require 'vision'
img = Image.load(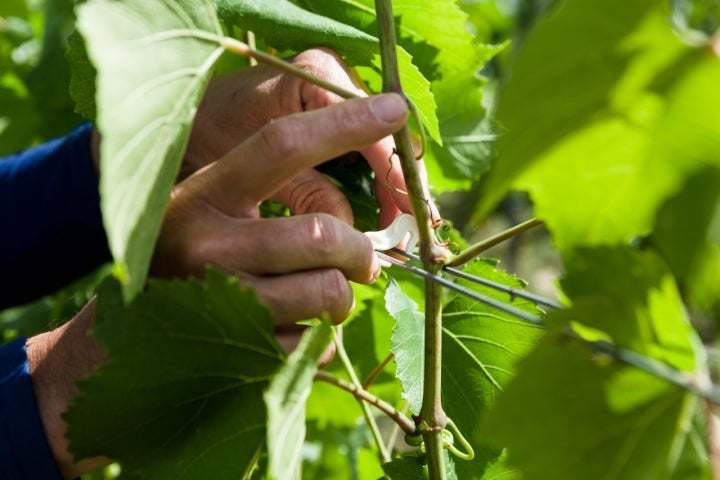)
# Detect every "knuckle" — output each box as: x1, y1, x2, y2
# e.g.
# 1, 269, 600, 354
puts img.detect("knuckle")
295, 47, 344, 70
257, 119, 300, 161
306, 213, 341, 256
319, 269, 352, 323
